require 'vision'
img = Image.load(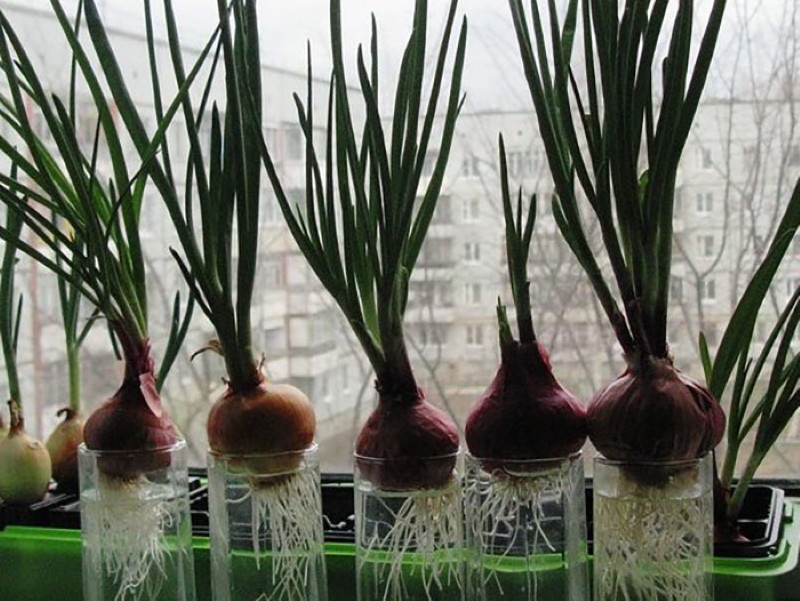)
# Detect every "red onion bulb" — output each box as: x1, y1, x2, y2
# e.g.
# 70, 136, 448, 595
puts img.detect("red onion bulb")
466, 341, 586, 466
588, 358, 725, 463
356, 390, 459, 491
